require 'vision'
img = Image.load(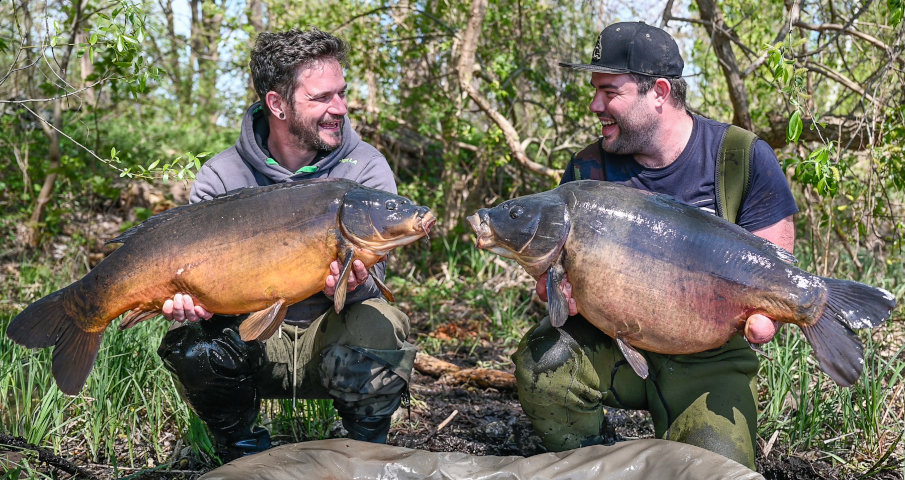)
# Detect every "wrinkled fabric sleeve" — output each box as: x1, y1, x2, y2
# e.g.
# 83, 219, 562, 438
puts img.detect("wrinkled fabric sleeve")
736, 140, 799, 232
